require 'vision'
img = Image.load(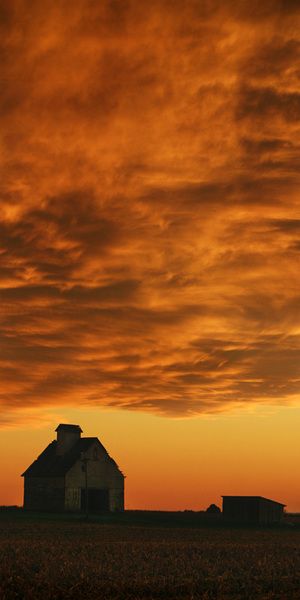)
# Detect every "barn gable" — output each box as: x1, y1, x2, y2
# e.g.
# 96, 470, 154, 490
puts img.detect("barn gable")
22, 437, 122, 478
